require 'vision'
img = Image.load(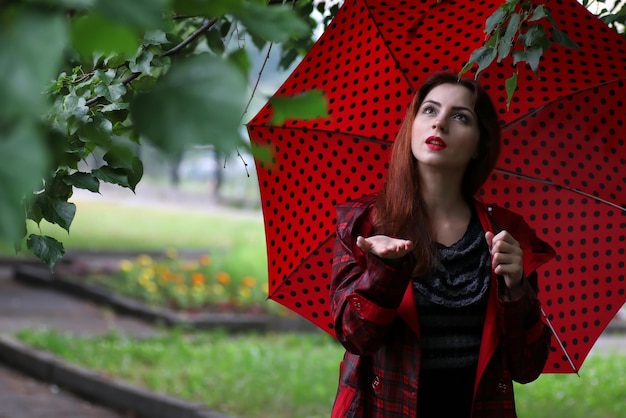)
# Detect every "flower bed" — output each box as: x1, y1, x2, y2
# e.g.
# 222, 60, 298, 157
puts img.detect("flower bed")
58, 249, 289, 318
